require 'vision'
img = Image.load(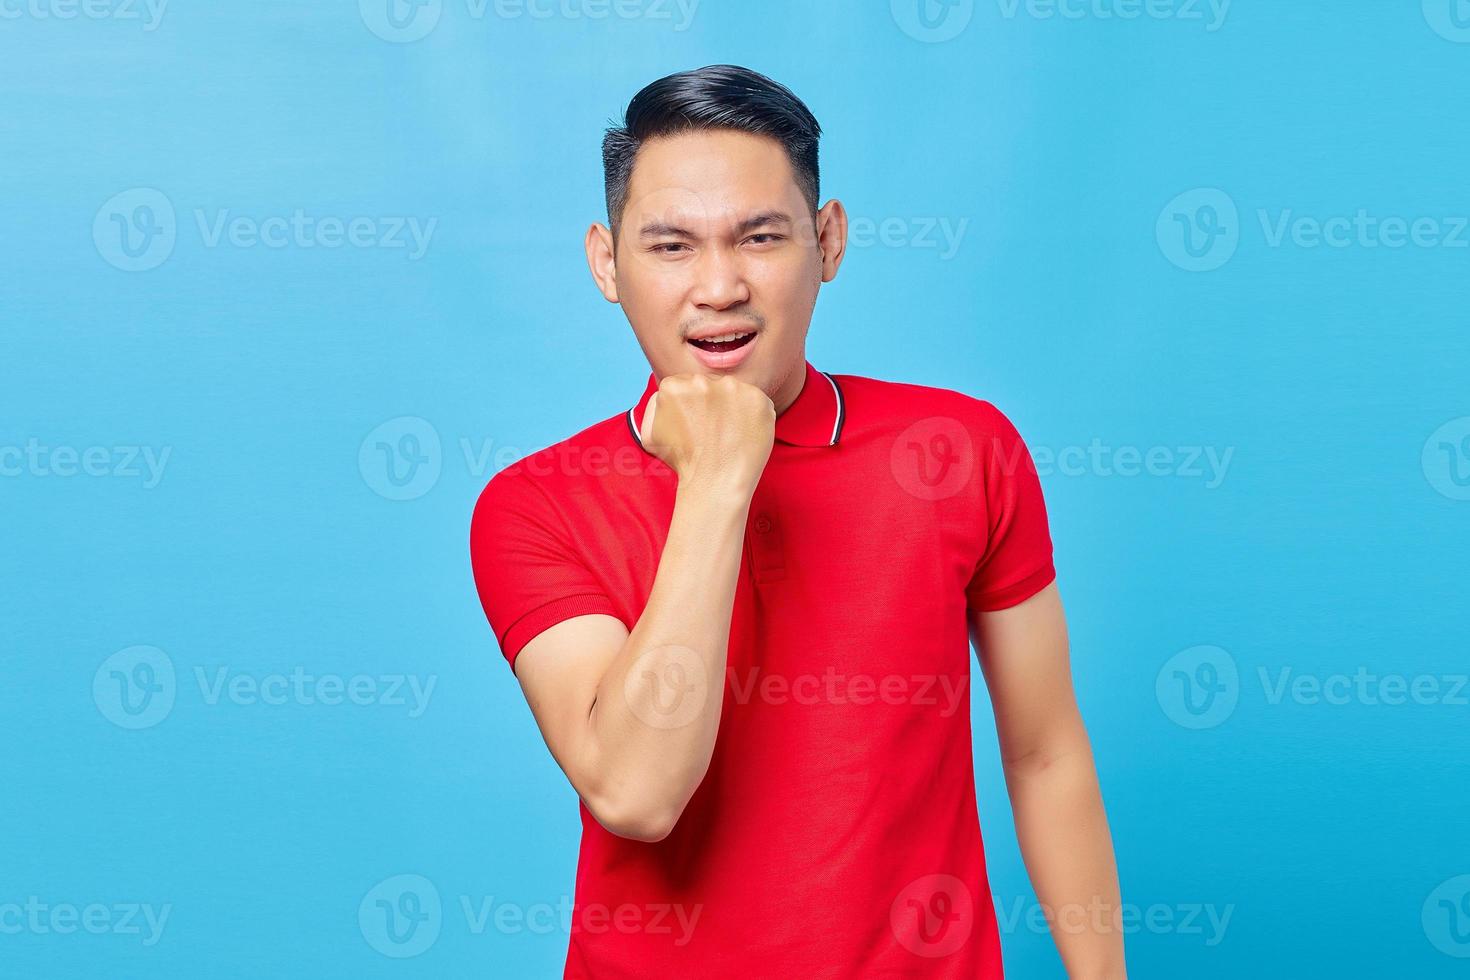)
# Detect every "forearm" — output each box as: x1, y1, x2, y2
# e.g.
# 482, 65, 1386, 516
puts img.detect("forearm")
1005, 735, 1126, 980
582, 481, 751, 836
